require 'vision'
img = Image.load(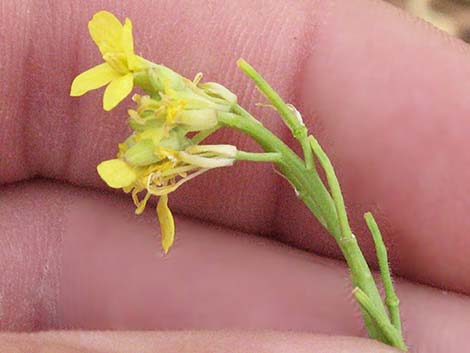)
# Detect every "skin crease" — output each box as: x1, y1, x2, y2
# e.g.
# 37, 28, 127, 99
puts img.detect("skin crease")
0, 0, 470, 352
